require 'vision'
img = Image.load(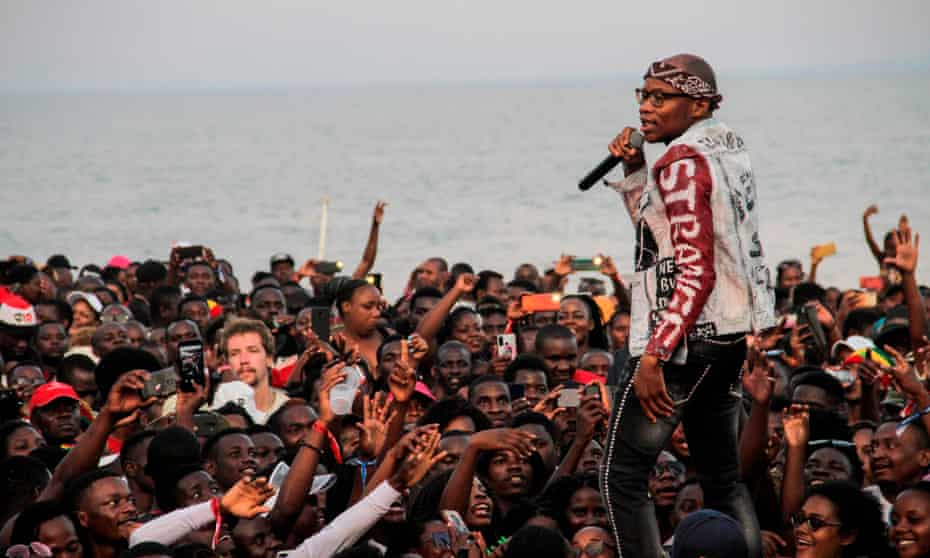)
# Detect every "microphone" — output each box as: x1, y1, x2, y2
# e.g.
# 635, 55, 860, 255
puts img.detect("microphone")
578, 130, 644, 191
